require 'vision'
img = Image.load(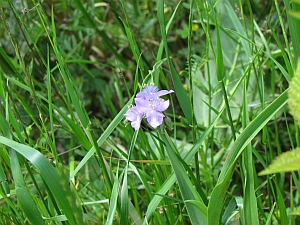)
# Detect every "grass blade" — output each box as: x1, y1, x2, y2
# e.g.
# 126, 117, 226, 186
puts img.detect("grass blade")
10, 149, 45, 225
157, 0, 193, 124
208, 89, 288, 224
161, 132, 207, 225
0, 136, 85, 225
